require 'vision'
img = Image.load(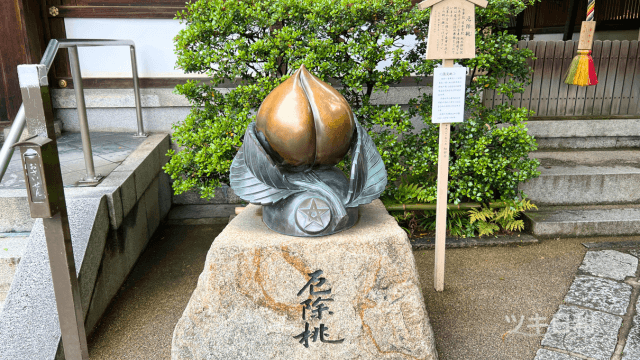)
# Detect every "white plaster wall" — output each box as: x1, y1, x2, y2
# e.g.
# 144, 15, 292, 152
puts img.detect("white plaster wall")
63, 18, 207, 78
